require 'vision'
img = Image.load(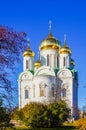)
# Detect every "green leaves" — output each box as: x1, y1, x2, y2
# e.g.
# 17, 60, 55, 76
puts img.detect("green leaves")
0, 103, 11, 126
21, 102, 48, 128
14, 101, 69, 128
